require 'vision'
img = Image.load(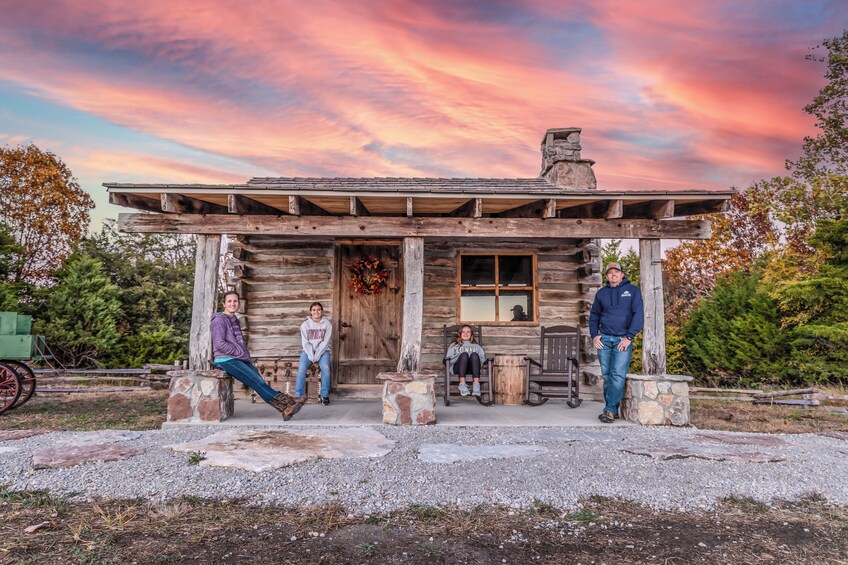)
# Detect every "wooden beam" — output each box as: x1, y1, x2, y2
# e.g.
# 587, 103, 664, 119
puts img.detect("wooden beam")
397, 237, 423, 372
496, 199, 548, 218
673, 199, 730, 217
350, 197, 370, 216
118, 213, 713, 239
228, 194, 284, 215
288, 195, 329, 216
189, 235, 221, 370
639, 239, 666, 375
622, 200, 677, 219
604, 199, 623, 219
448, 198, 483, 218
543, 199, 557, 219
109, 192, 162, 213
161, 193, 228, 214
649, 200, 675, 219
406, 197, 413, 217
